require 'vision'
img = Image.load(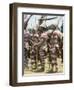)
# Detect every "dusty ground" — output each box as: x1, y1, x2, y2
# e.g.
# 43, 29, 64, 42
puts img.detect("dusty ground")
24, 57, 63, 76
